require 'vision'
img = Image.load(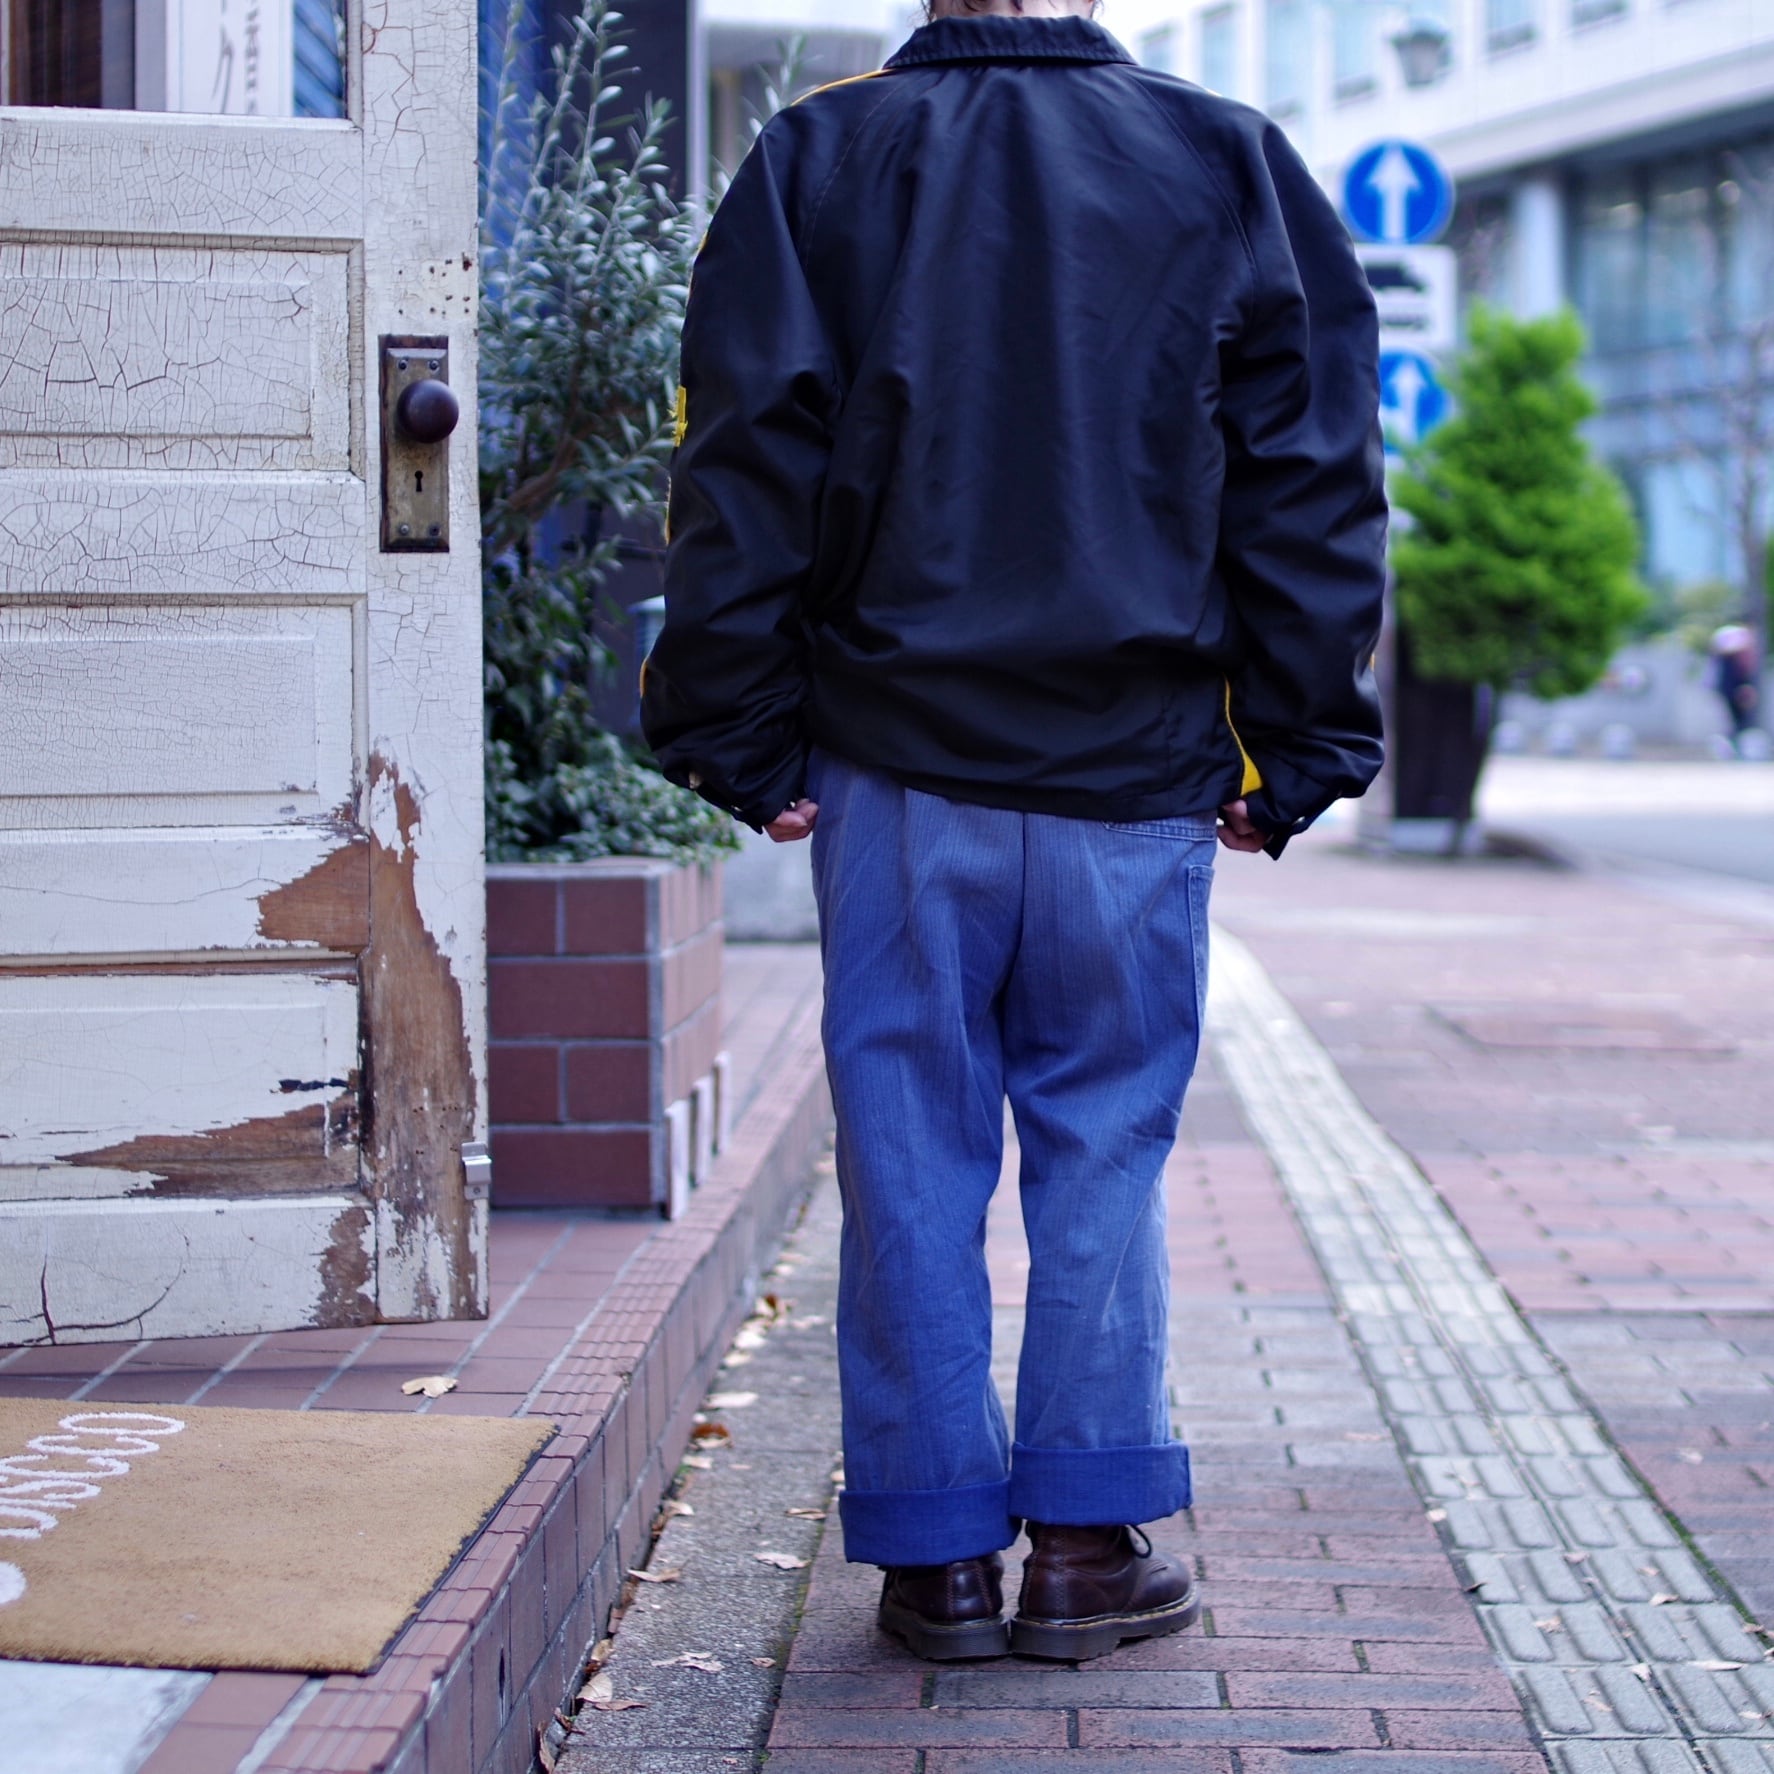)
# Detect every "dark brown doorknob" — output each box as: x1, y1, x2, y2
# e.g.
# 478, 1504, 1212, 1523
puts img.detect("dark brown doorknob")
396, 378, 460, 444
